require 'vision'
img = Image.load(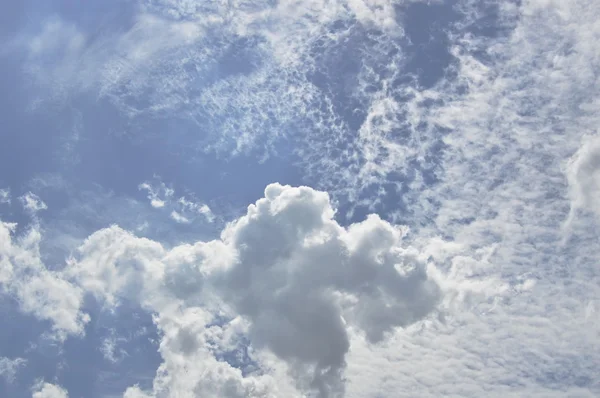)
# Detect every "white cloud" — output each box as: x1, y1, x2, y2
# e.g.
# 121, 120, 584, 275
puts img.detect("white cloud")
214, 184, 440, 395
2, 175, 599, 397
178, 197, 215, 223
27, 18, 85, 57
67, 225, 167, 308
12, 0, 412, 161
564, 134, 600, 227
0, 188, 10, 204
138, 181, 173, 209
64, 183, 440, 397
19, 192, 48, 214
169, 210, 190, 224
0, 221, 88, 338
100, 332, 129, 364
139, 0, 600, 395
123, 307, 288, 398
0, 357, 26, 383
31, 381, 69, 398
15, 13, 205, 111
330, 0, 600, 395
139, 178, 214, 224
